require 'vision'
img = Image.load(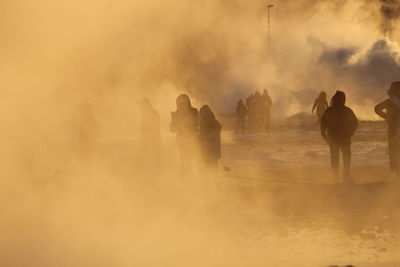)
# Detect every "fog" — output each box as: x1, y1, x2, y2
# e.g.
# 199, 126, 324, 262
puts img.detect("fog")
1, 0, 400, 266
